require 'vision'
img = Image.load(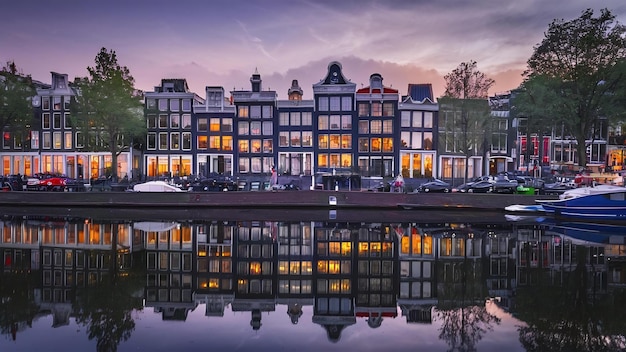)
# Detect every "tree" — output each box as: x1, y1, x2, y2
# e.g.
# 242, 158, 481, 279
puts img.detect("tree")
444, 61, 495, 100
0, 61, 35, 136
442, 61, 495, 182
511, 76, 563, 171
517, 8, 626, 168
72, 48, 145, 181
